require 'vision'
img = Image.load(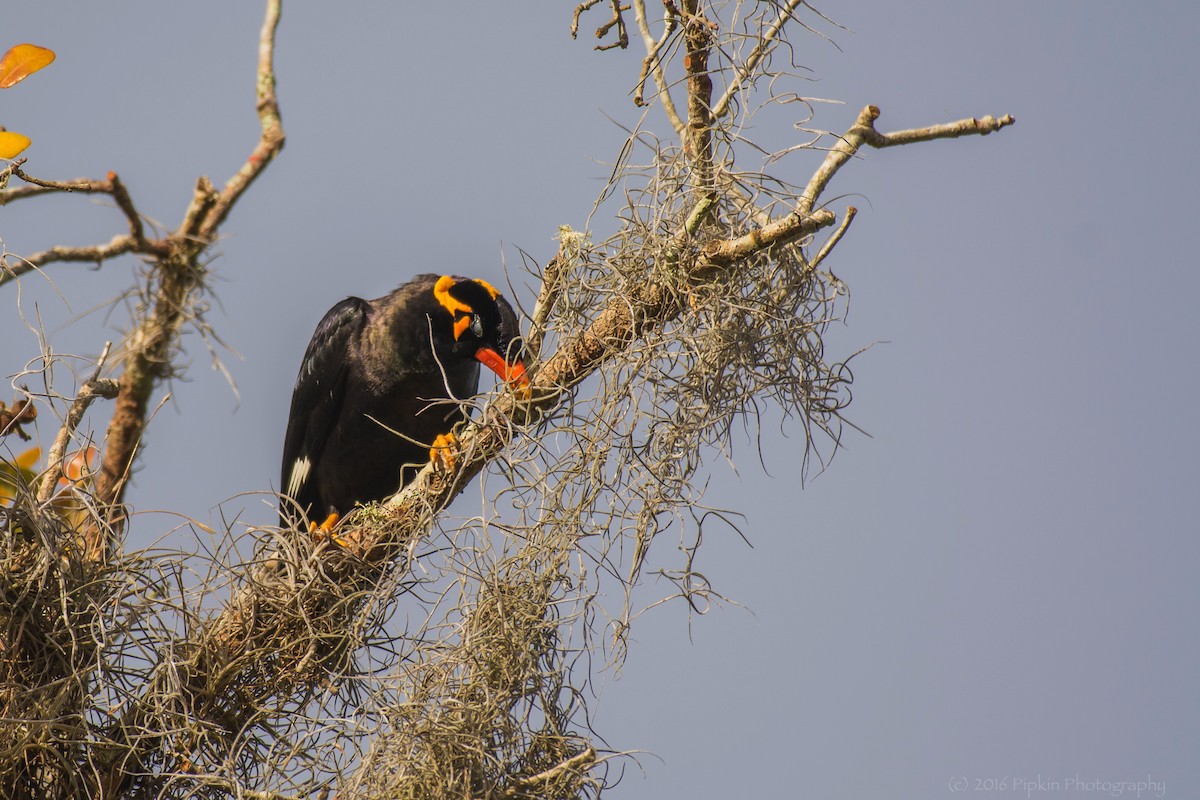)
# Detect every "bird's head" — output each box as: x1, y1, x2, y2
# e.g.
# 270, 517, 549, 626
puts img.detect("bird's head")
432, 275, 528, 387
